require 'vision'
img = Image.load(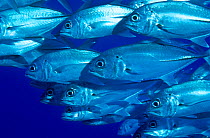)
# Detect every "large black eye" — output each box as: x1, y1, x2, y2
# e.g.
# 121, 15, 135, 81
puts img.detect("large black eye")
66, 107, 73, 113
149, 120, 157, 128
46, 88, 53, 96
134, 133, 141, 138
66, 89, 75, 97
152, 99, 161, 108
95, 59, 105, 68
65, 21, 72, 29
29, 64, 36, 72
131, 14, 140, 22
